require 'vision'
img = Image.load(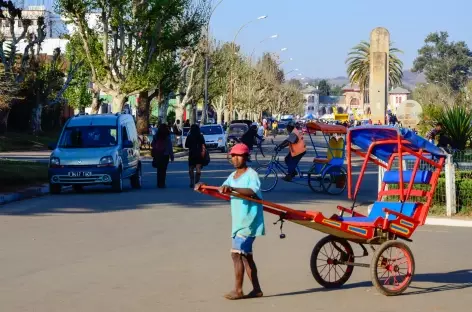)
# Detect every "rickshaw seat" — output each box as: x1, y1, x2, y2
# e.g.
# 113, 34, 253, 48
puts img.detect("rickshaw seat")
313, 157, 330, 164
383, 170, 432, 184
340, 201, 418, 223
